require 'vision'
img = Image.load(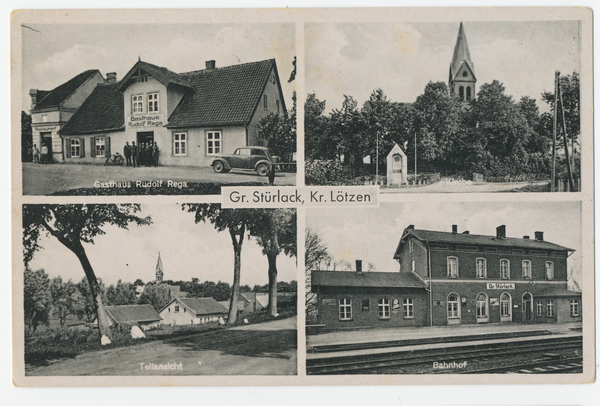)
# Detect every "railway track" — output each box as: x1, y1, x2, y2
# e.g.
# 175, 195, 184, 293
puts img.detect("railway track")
306, 335, 582, 375
459, 357, 583, 374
